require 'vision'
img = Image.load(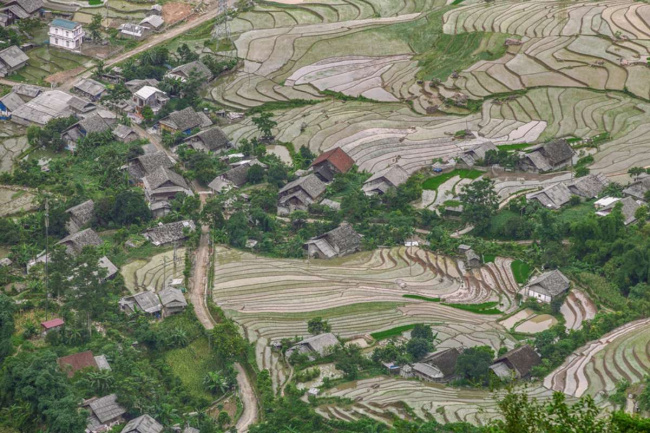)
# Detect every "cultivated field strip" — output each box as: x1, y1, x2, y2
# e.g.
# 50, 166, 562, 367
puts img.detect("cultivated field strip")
560, 289, 597, 331
121, 248, 186, 293
321, 377, 558, 424
543, 318, 650, 397
449, 35, 650, 100
443, 0, 650, 39
212, 247, 518, 389
222, 100, 544, 175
